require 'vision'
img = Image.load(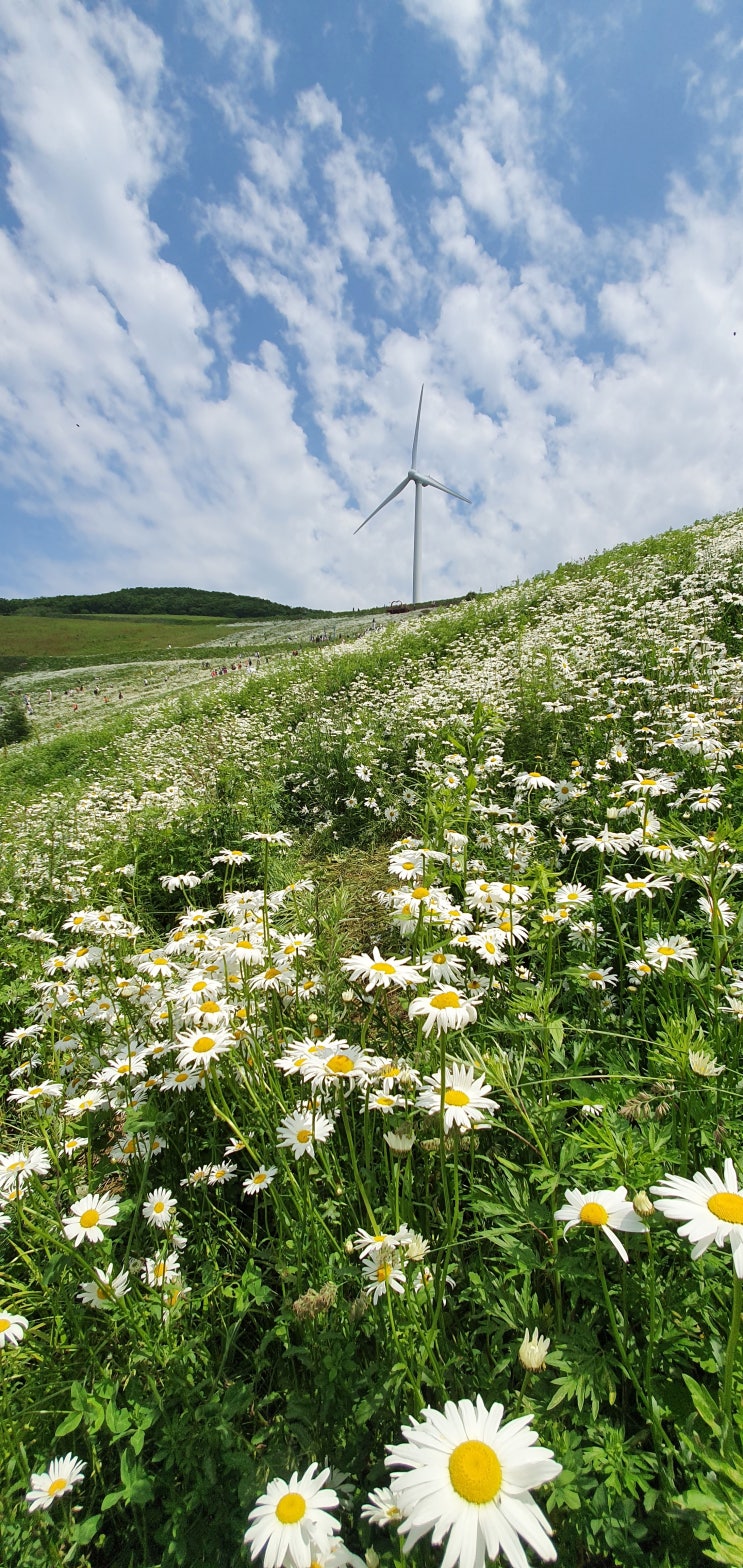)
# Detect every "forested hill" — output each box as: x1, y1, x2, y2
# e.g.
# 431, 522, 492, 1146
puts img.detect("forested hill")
0, 587, 320, 619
